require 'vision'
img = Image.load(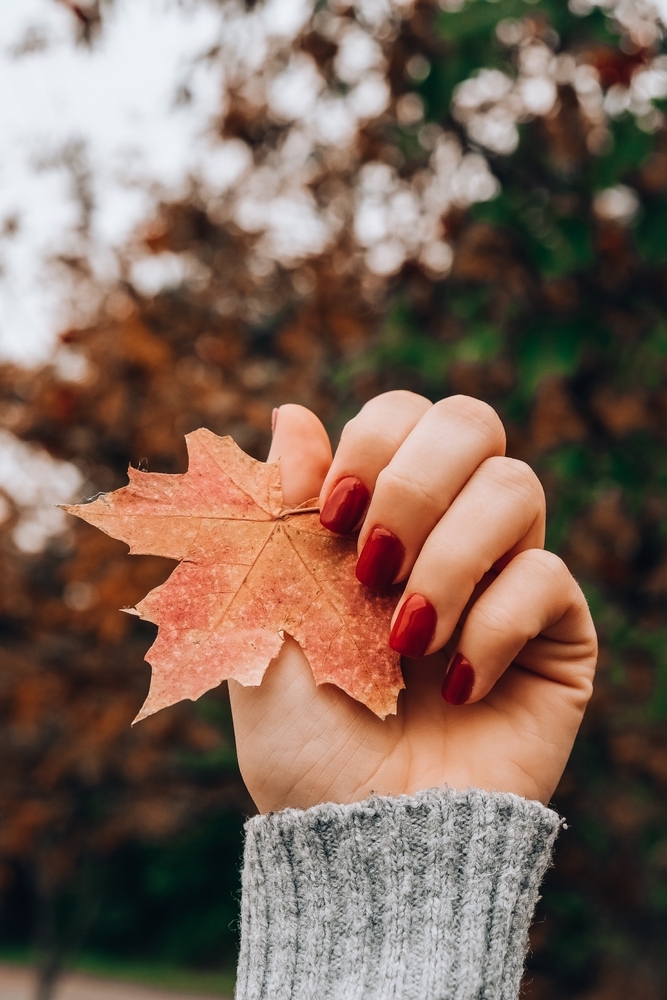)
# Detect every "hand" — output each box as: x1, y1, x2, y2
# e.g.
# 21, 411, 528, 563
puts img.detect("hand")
228, 393, 597, 812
